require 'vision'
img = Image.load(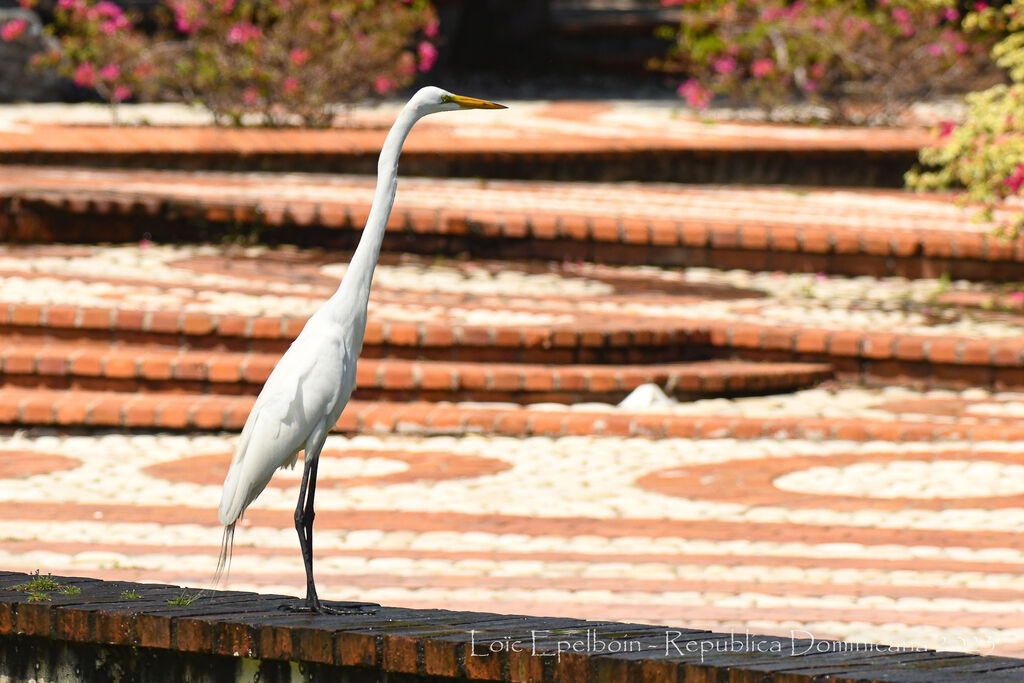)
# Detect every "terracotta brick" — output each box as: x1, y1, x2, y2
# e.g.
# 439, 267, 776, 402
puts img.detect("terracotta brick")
207, 357, 242, 382
3, 346, 36, 374
182, 313, 216, 336
960, 339, 993, 366
827, 331, 863, 357
45, 305, 78, 328
528, 413, 566, 436
250, 316, 284, 339
926, 338, 962, 364
76, 307, 112, 330
115, 308, 146, 331
89, 397, 125, 425
861, 333, 897, 360
139, 351, 175, 380
10, 304, 42, 326
214, 316, 255, 341
149, 310, 181, 334
102, 352, 137, 378
560, 214, 590, 240
420, 324, 454, 347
